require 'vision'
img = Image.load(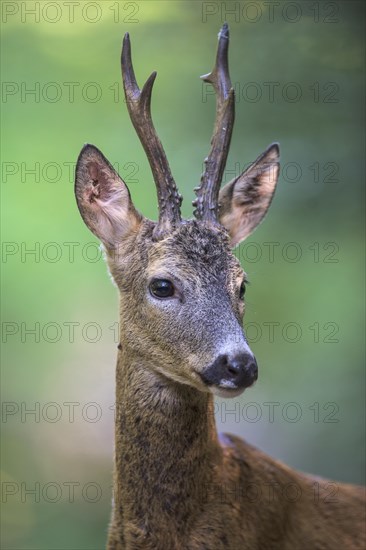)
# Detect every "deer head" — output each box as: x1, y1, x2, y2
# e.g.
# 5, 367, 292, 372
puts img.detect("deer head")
74, 24, 280, 398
